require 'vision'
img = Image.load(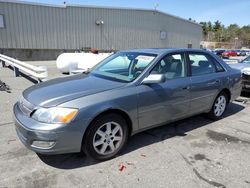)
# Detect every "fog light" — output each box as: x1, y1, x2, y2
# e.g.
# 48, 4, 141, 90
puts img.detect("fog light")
31, 140, 55, 149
